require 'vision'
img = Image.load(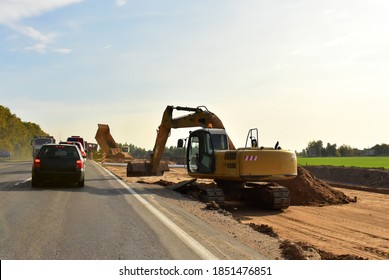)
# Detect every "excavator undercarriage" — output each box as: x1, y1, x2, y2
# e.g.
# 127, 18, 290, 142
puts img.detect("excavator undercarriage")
174, 180, 290, 210
244, 183, 290, 210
